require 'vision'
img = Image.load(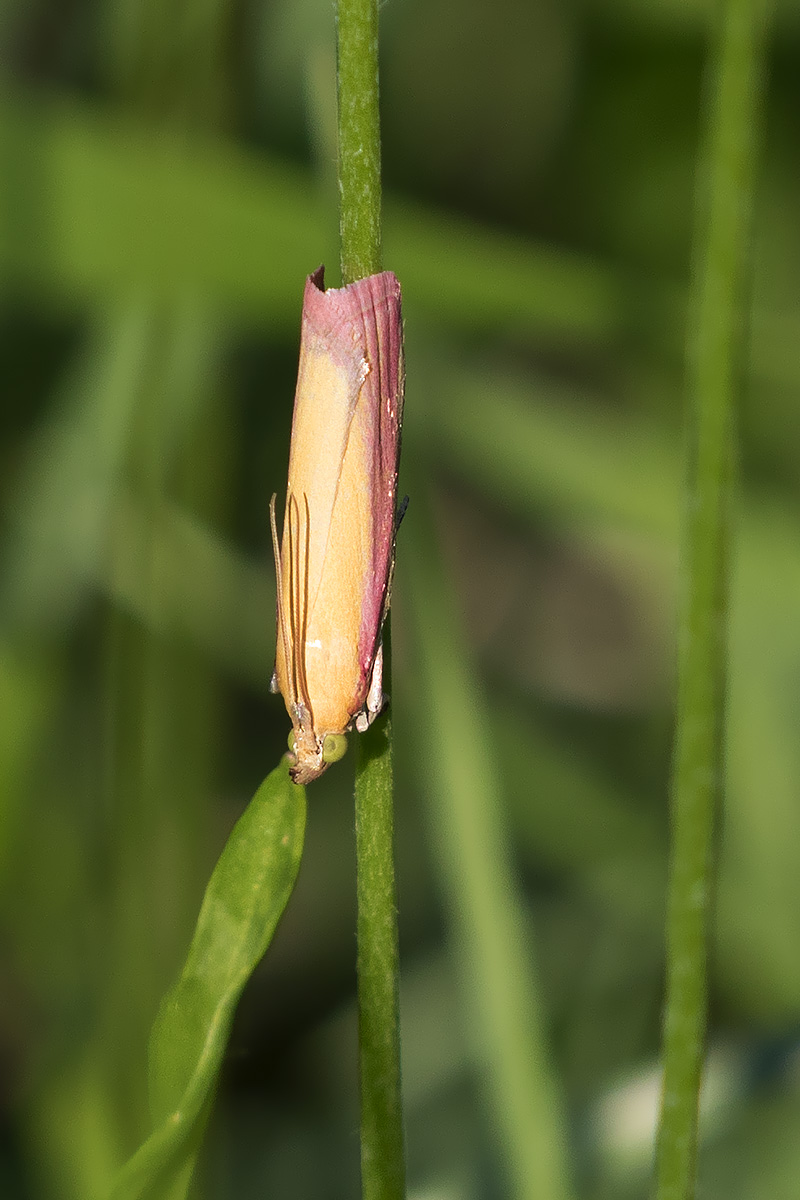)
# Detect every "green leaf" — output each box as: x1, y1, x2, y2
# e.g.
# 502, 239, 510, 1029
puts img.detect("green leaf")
108, 760, 306, 1200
